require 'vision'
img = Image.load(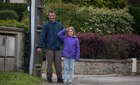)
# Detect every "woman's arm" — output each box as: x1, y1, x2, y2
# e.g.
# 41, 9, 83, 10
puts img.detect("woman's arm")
57, 29, 67, 40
